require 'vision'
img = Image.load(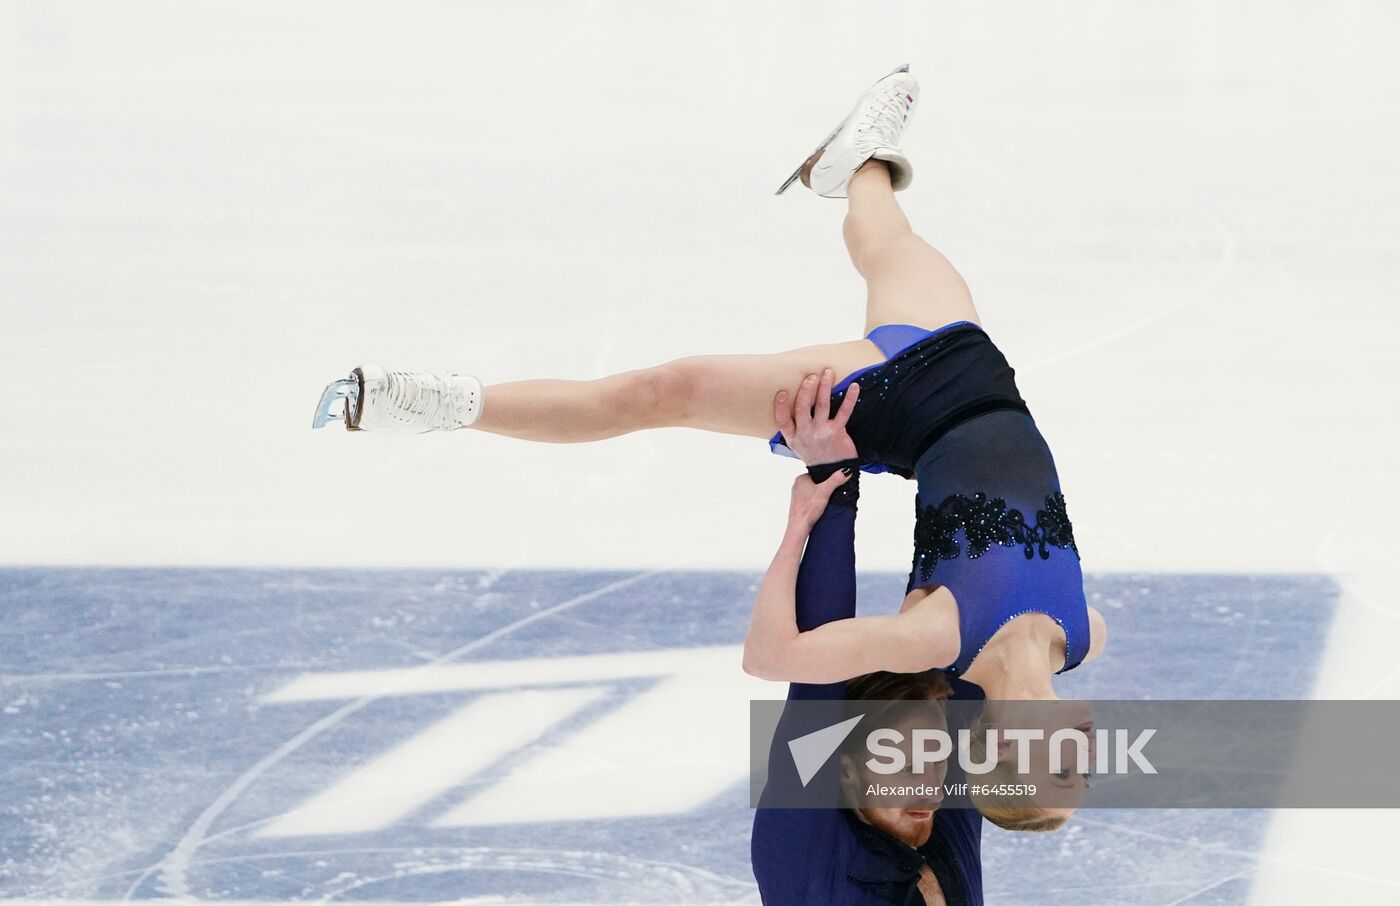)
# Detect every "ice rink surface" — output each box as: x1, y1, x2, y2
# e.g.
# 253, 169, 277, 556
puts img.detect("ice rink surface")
0, 568, 1340, 904
3, 1, 1400, 903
